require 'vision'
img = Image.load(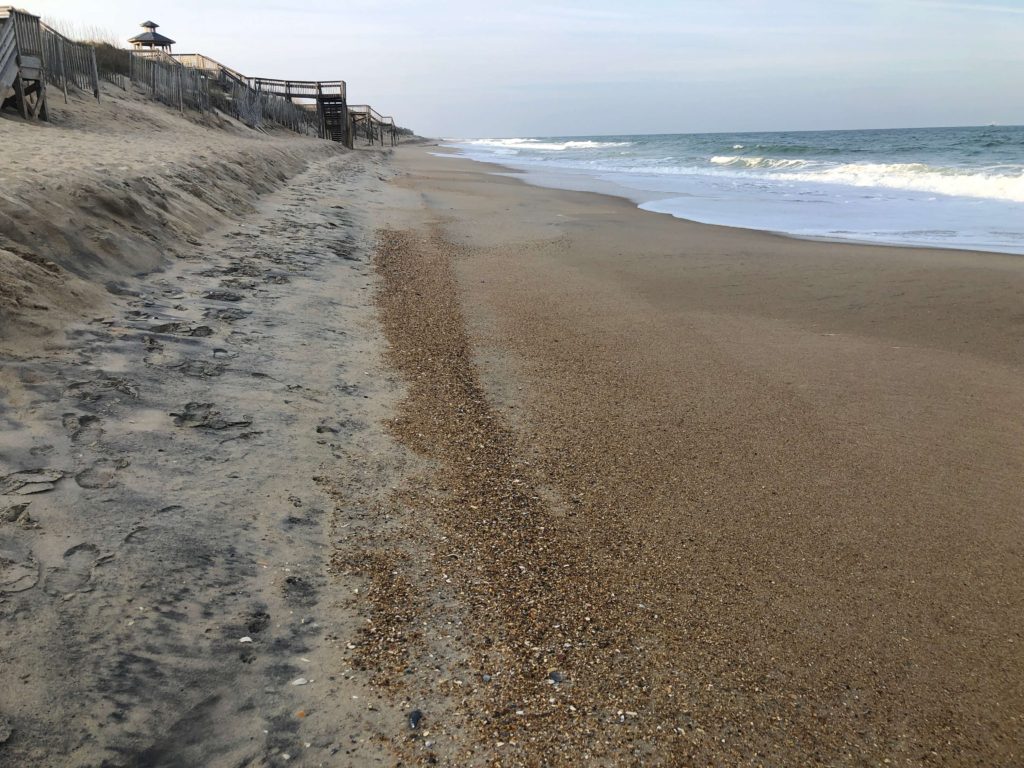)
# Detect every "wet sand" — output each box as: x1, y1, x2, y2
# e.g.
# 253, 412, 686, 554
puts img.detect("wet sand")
366, 145, 1024, 765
